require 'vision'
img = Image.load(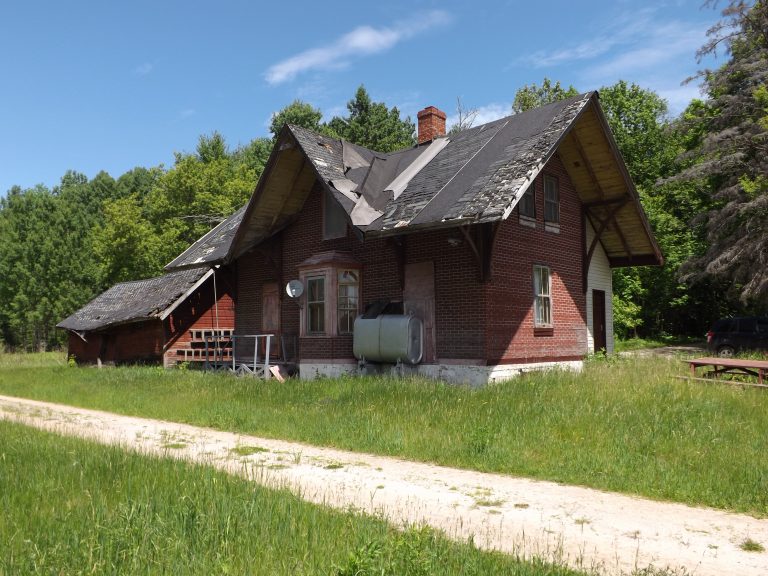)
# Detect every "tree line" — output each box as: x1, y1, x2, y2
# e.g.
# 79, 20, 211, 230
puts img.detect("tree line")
1, 1, 765, 350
